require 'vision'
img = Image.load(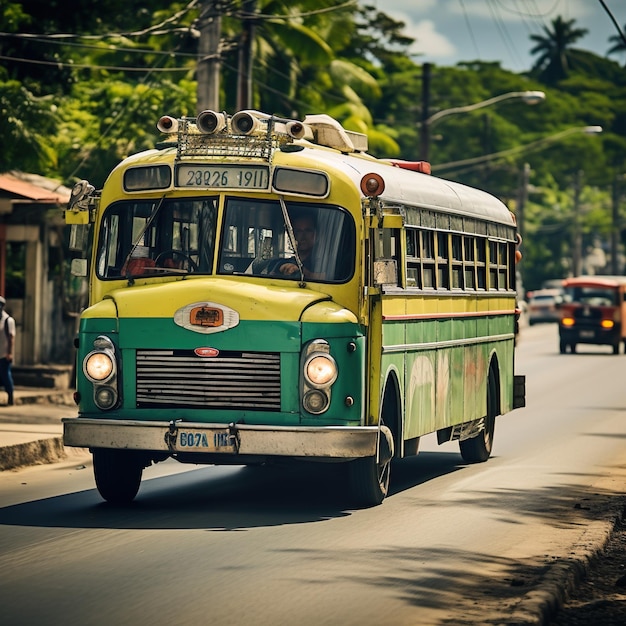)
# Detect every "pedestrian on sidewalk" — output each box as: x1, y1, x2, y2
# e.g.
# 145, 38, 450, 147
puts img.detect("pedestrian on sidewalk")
0, 296, 15, 406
